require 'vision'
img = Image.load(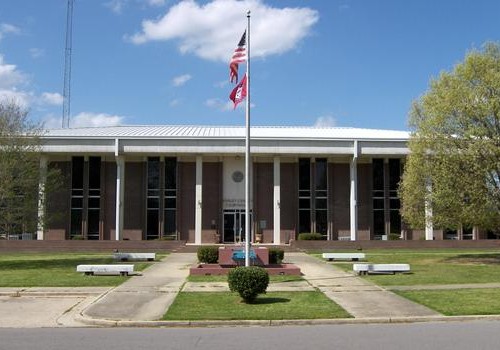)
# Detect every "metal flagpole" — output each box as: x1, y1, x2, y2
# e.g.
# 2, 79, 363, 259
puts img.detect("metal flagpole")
244, 11, 251, 267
